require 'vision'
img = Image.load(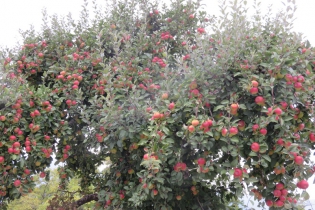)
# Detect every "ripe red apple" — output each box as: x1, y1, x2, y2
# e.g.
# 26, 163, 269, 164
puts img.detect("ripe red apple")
13, 142, 20, 148
229, 127, 238, 136
25, 146, 32, 152
273, 189, 281, 197
188, 125, 195, 133
294, 156, 304, 165
252, 124, 259, 132
230, 103, 239, 111
276, 138, 284, 146
298, 123, 305, 131
221, 128, 228, 136
274, 108, 282, 115
153, 189, 158, 196
168, 102, 175, 110
301, 48, 307, 54
297, 180, 309, 189
275, 183, 284, 190
251, 80, 259, 87
14, 180, 21, 187
275, 200, 284, 207
265, 200, 273, 207
255, 96, 265, 105
281, 189, 288, 196
24, 168, 30, 175
251, 142, 260, 152
309, 132, 315, 142
233, 168, 242, 178
143, 154, 149, 160
44, 135, 50, 141
249, 87, 258, 95
197, 158, 206, 166
259, 128, 267, 135
119, 193, 125, 199
294, 82, 303, 91
0, 115, 6, 121
0, 156, 4, 164
9, 135, 17, 141
237, 120, 245, 131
